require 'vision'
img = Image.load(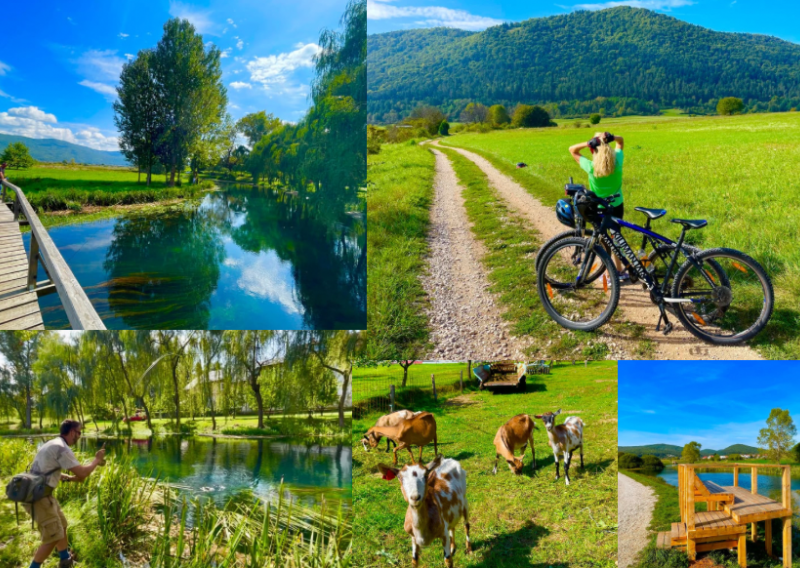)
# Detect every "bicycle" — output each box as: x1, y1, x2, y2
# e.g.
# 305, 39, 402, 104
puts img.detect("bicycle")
535, 190, 774, 345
